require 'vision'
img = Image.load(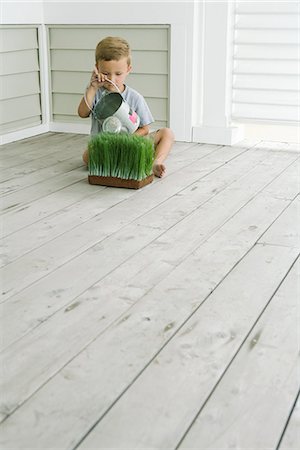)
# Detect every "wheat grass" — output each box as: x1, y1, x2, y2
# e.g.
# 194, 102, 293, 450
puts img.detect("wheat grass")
88, 133, 154, 181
